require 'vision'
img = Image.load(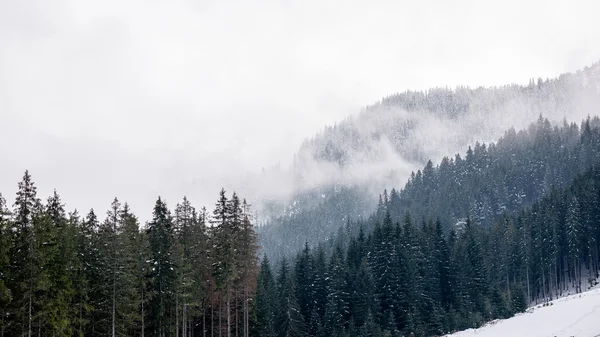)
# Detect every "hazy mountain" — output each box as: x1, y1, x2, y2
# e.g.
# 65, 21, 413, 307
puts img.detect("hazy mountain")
257, 61, 600, 260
